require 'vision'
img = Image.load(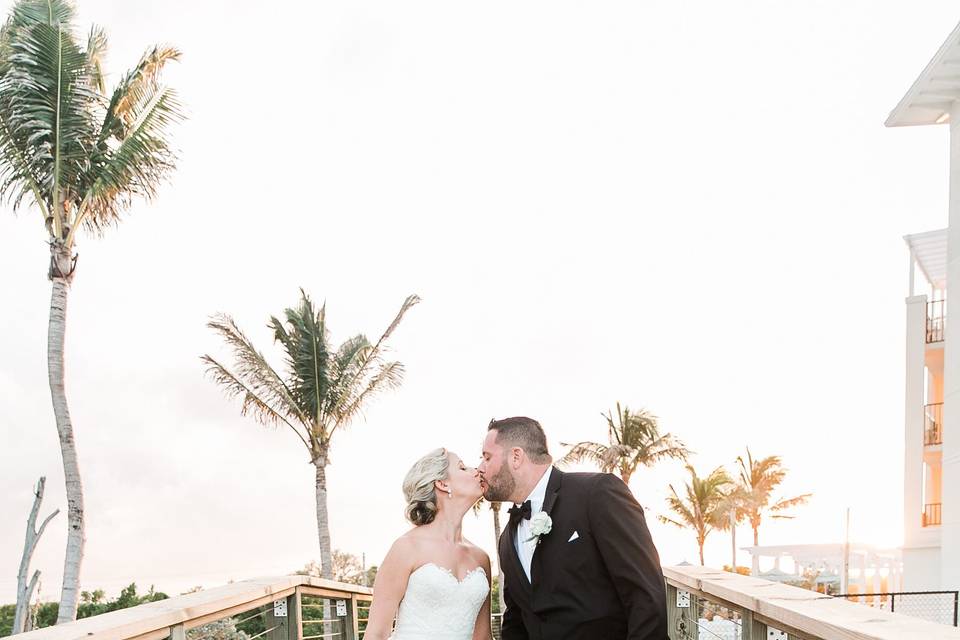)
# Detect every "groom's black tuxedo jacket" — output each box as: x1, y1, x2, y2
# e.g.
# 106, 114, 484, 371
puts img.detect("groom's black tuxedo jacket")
497, 468, 668, 640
